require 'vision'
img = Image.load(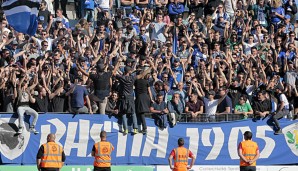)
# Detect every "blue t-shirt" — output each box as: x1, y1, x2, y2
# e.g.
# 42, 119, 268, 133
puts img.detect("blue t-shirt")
71, 85, 89, 108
